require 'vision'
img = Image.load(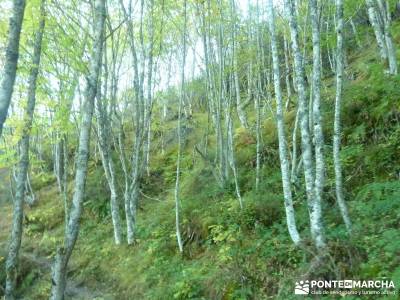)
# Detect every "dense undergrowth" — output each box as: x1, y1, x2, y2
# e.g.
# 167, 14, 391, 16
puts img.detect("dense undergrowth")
1, 22, 400, 300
